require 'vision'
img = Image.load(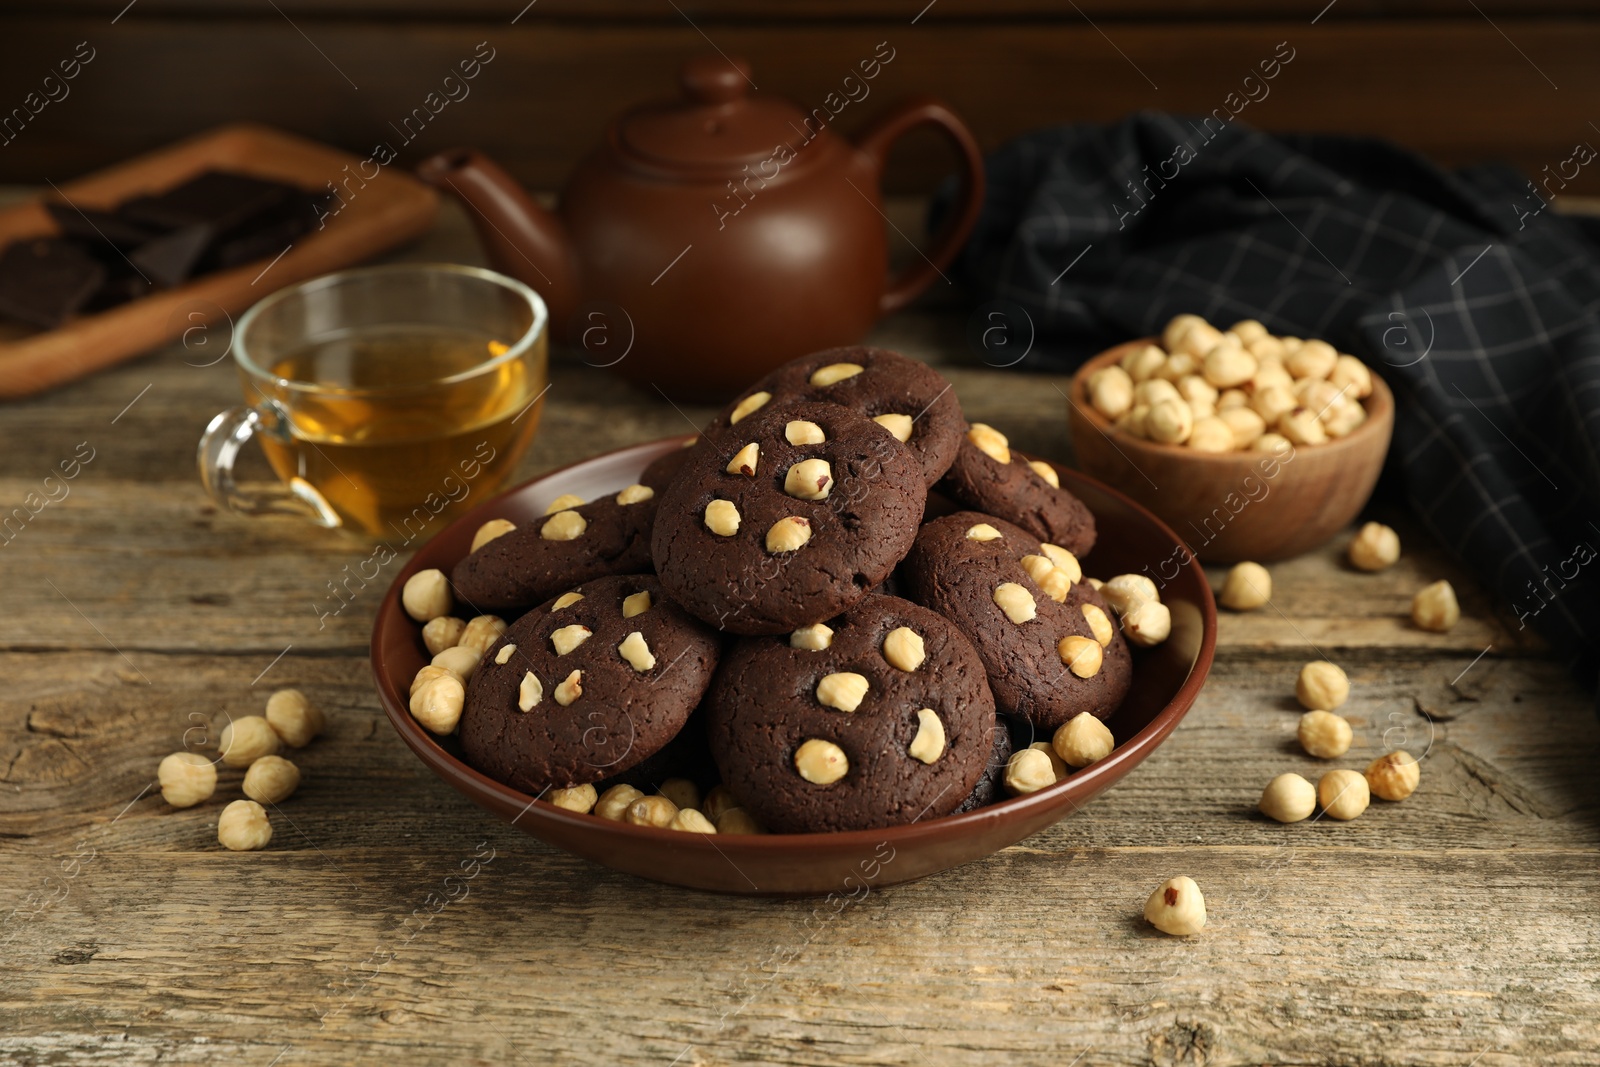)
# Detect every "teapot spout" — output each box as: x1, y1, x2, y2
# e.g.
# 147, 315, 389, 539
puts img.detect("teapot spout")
416, 148, 578, 335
